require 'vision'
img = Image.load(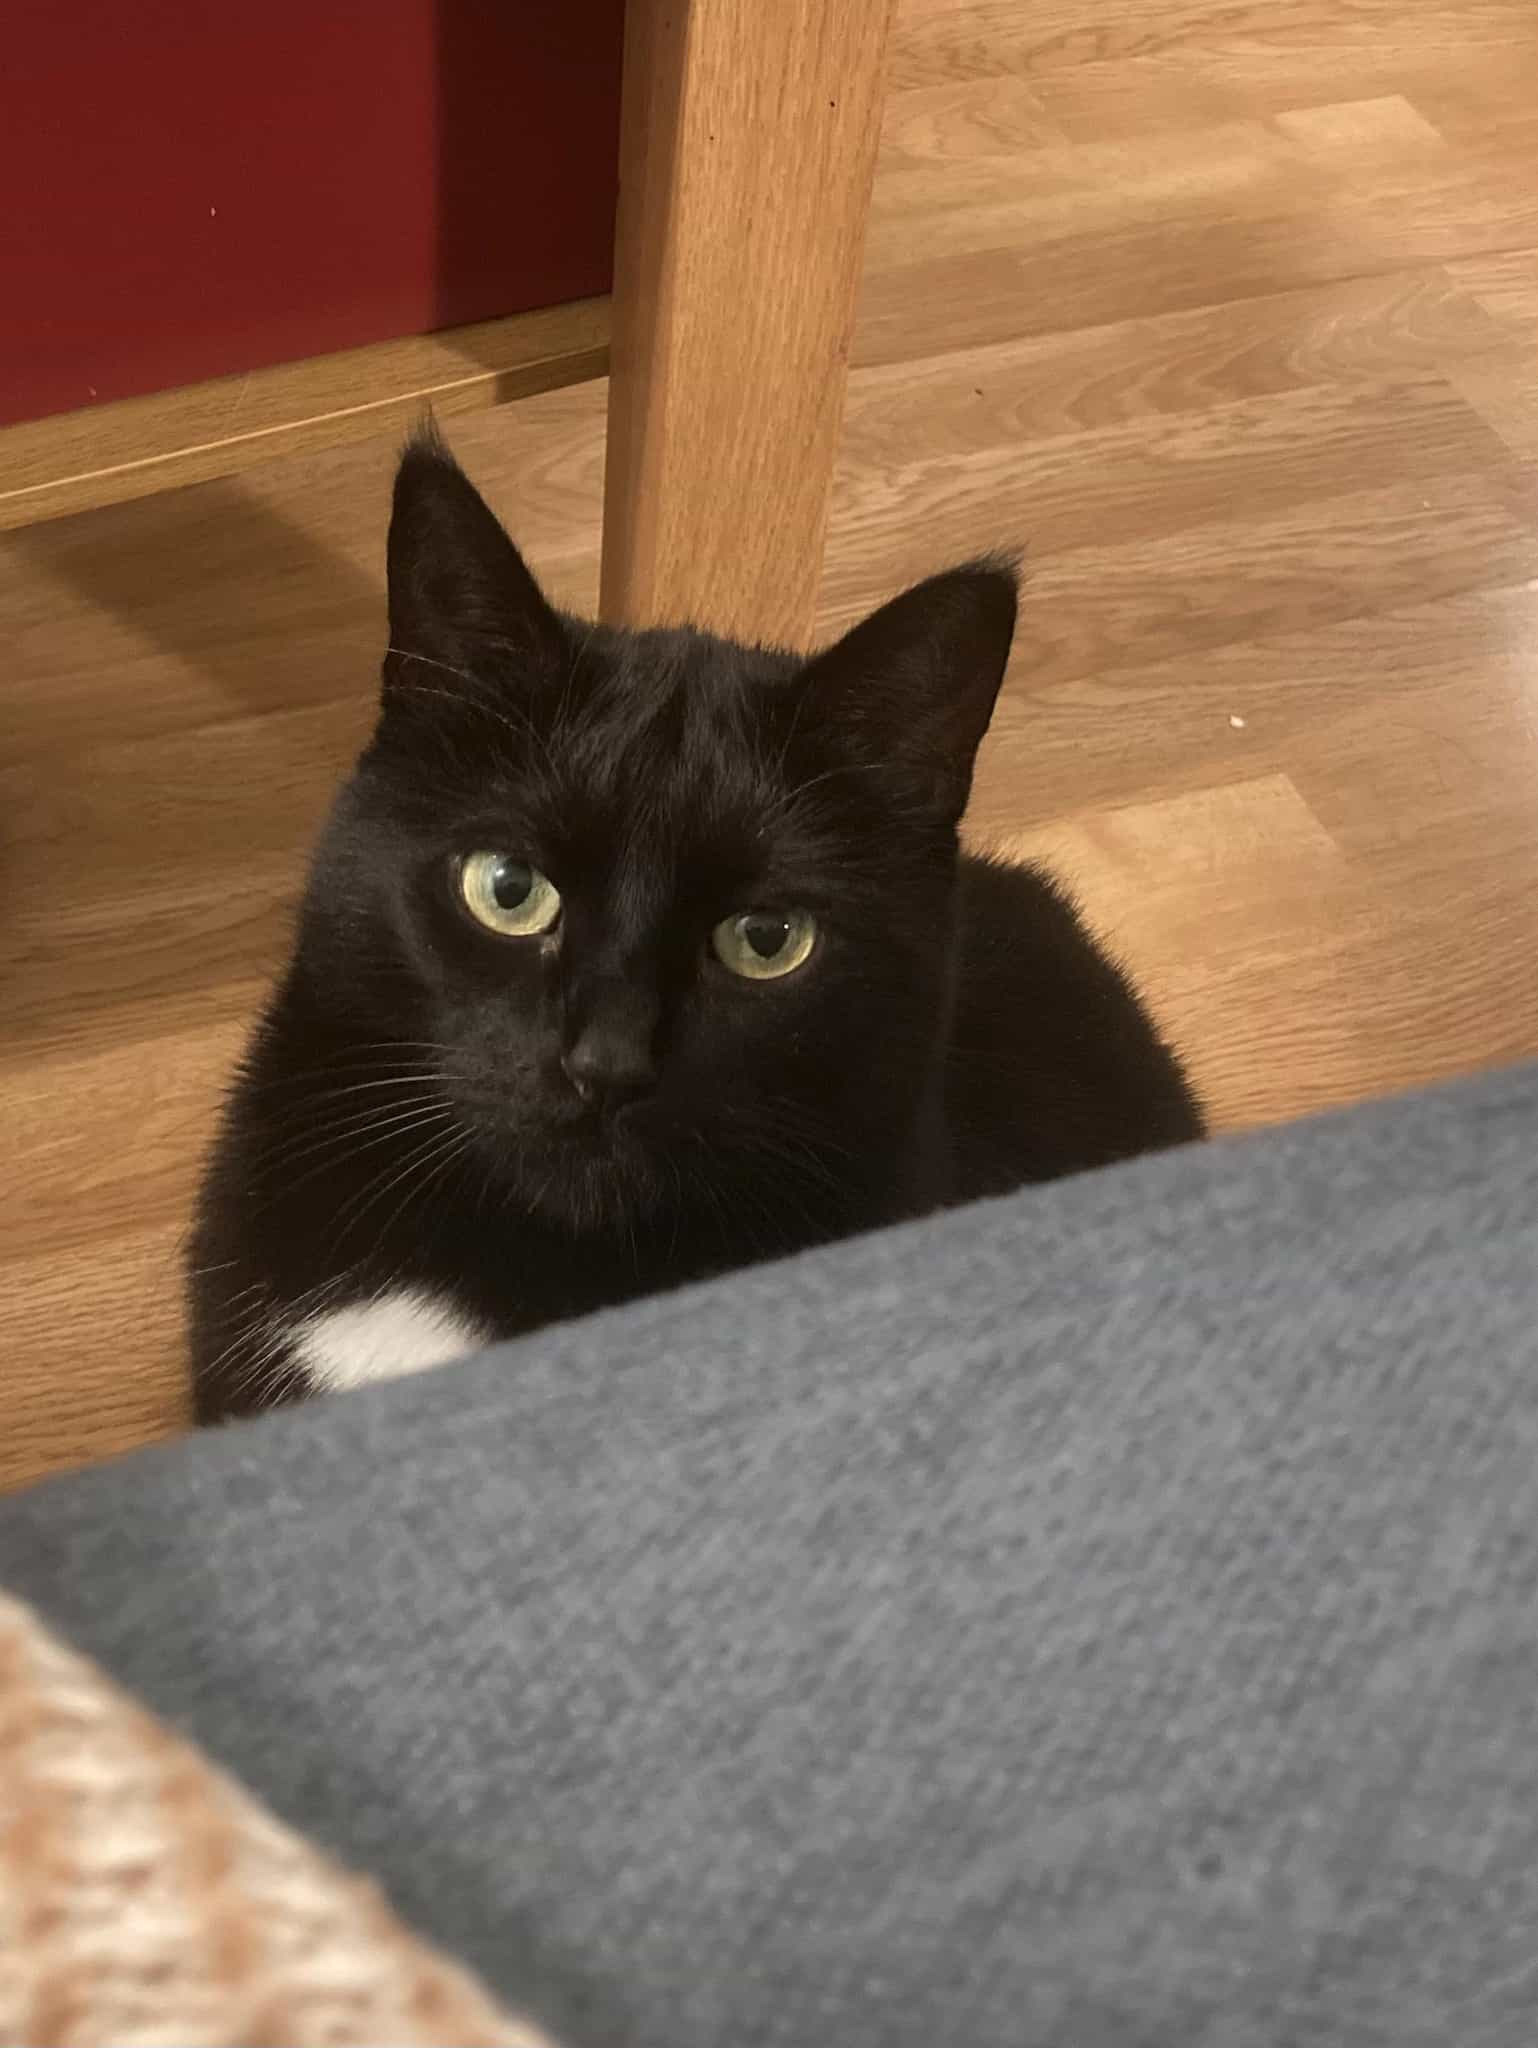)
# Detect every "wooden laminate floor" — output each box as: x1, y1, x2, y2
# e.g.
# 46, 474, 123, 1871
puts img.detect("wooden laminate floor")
5, 0, 1538, 1488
